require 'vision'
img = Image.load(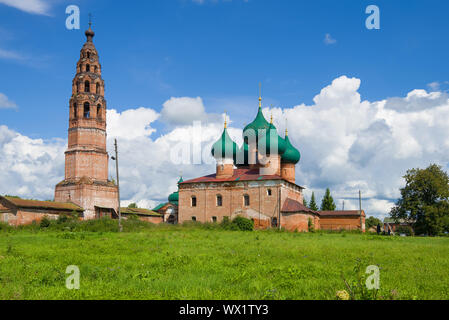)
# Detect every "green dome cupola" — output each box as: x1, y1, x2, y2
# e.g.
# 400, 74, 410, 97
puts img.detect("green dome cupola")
243, 96, 271, 140
235, 142, 250, 167
281, 130, 301, 164
211, 120, 238, 161
168, 191, 179, 204
258, 120, 287, 155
